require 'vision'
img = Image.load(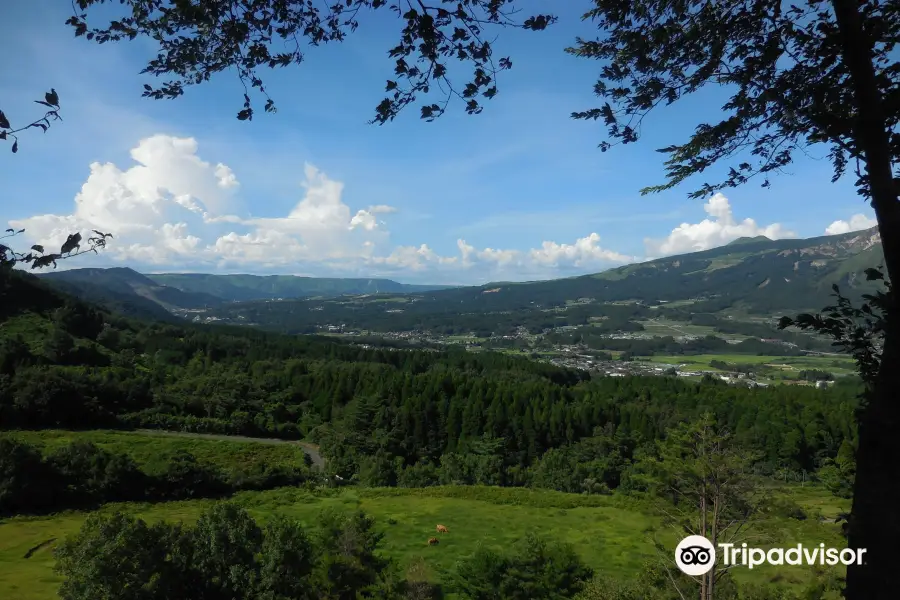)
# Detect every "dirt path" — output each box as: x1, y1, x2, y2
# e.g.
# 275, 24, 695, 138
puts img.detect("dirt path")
135, 429, 325, 469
